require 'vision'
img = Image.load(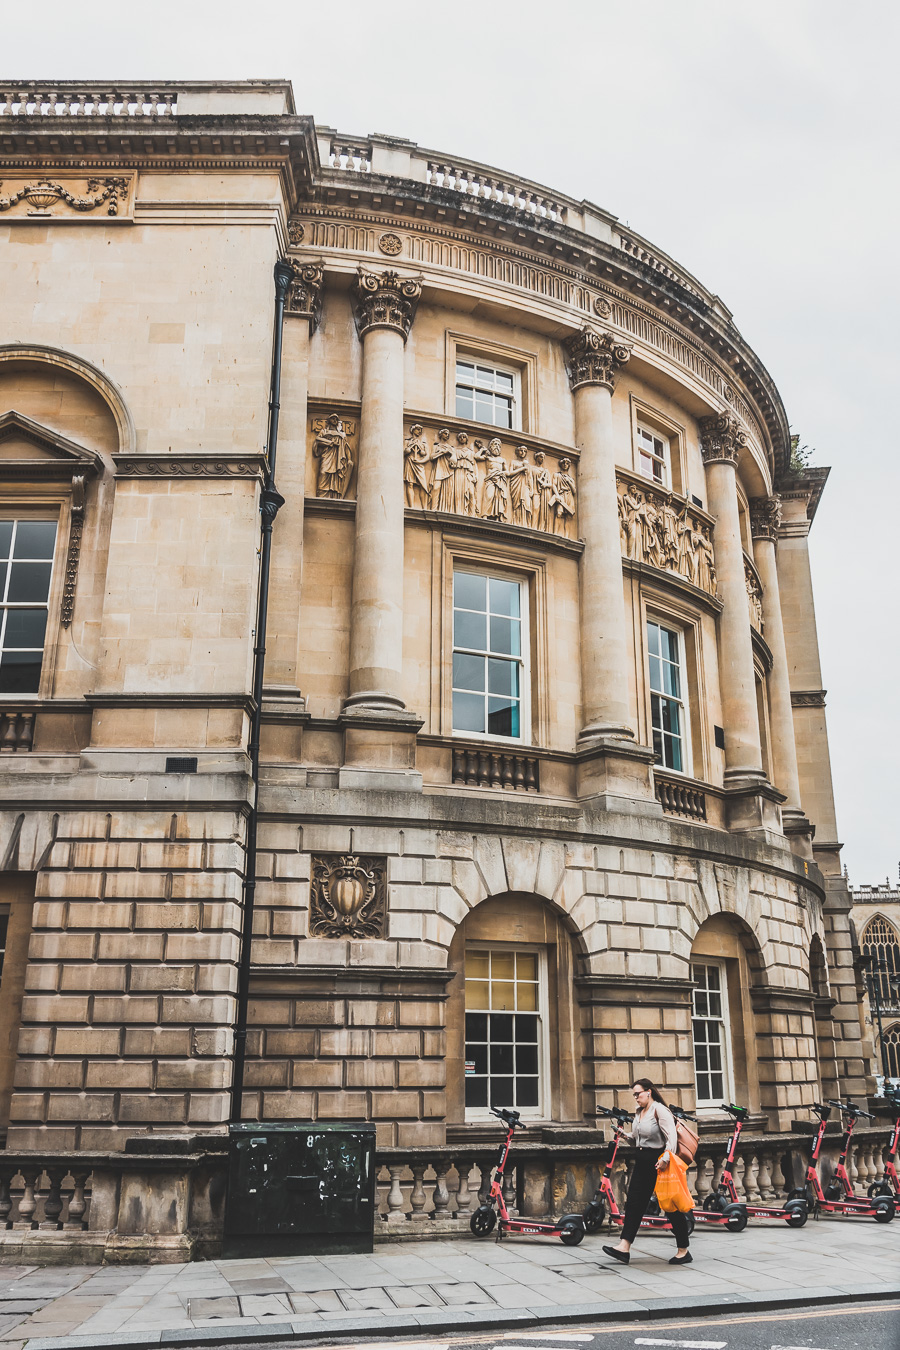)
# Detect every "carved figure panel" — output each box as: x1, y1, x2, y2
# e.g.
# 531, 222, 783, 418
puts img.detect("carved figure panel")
401, 421, 577, 538
617, 472, 718, 598
310, 854, 386, 938
311, 414, 356, 499
745, 561, 764, 631
0, 174, 135, 220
